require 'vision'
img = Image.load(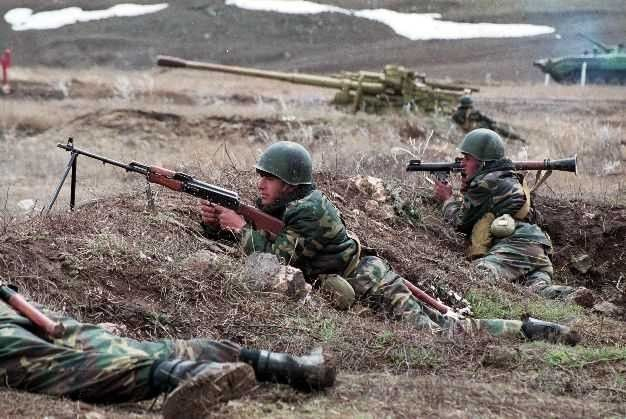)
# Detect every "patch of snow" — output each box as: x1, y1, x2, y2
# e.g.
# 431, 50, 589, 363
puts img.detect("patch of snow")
4, 3, 169, 31
225, 0, 554, 40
